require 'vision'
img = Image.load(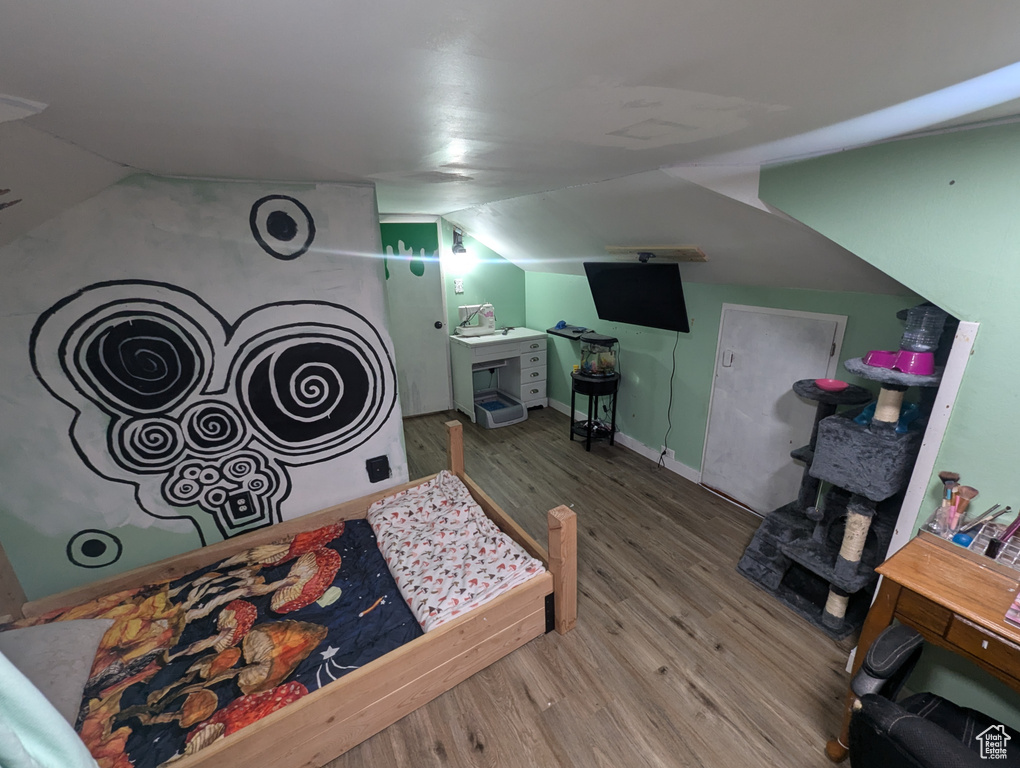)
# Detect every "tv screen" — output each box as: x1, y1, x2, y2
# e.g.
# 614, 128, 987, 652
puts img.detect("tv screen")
583, 262, 690, 333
